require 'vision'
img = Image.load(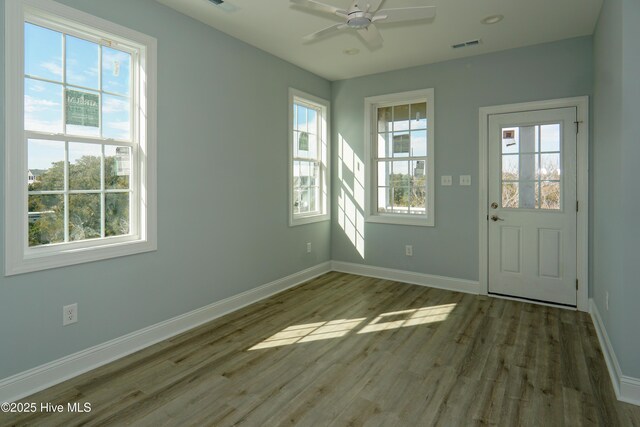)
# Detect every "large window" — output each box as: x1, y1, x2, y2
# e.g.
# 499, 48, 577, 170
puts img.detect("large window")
289, 89, 330, 226
365, 89, 435, 226
5, 0, 157, 275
